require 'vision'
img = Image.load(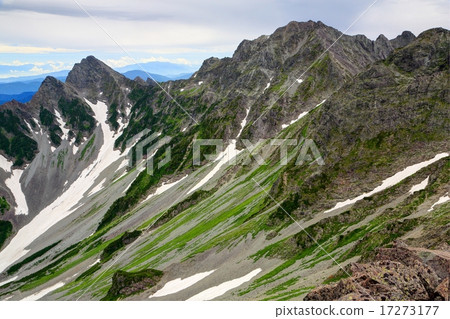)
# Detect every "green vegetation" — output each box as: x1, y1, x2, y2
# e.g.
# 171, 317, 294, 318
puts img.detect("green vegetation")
7, 241, 60, 275
108, 102, 120, 131
100, 230, 142, 261
57, 149, 67, 169
58, 98, 96, 144
39, 107, 54, 126
75, 263, 102, 282
102, 268, 163, 301
0, 220, 12, 249
39, 107, 63, 146
79, 134, 95, 161
97, 170, 162, 230
150, 190, 213, 230
0, 196, 10, 214
0, 109, 38, 166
